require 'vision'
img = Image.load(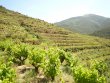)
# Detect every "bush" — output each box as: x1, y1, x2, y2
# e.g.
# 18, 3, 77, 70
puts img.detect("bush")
72, 64, 106, 83
91, 61, 108, 76
45, 48, 61, 81
11, 44, 28, 65
29, 48, 46, 73
58, 49, 66, 63
0, 61, 16, 82
0, 40, 14, 52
